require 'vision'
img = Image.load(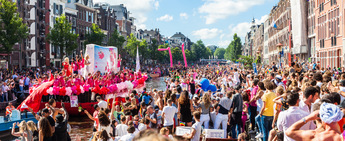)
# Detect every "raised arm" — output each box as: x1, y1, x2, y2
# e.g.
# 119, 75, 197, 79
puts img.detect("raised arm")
61, 102, 69, 122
